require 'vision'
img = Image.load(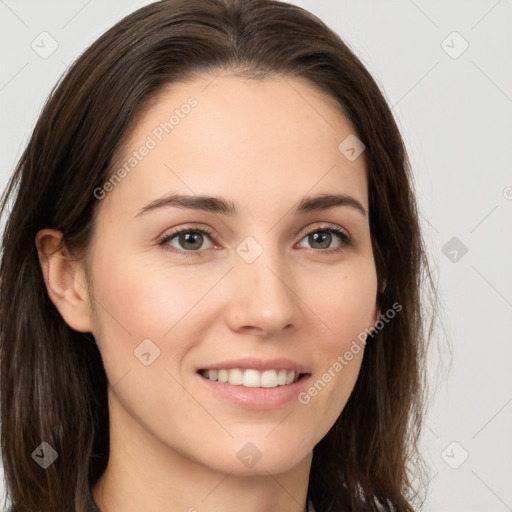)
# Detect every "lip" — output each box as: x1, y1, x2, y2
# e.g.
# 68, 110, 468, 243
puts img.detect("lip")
196, 371, 312, 410
196, 357, 311, 374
